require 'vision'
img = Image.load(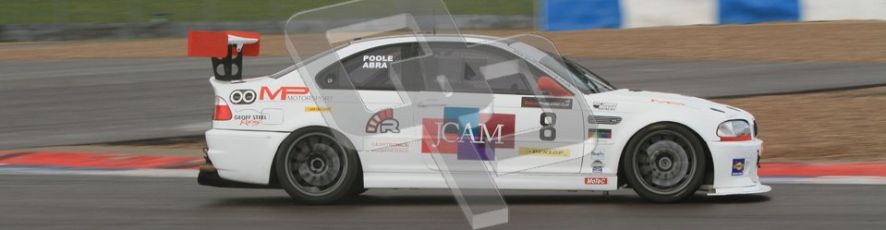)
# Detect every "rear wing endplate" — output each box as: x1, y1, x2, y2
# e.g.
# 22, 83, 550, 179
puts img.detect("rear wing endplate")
187, 31, 261, 81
